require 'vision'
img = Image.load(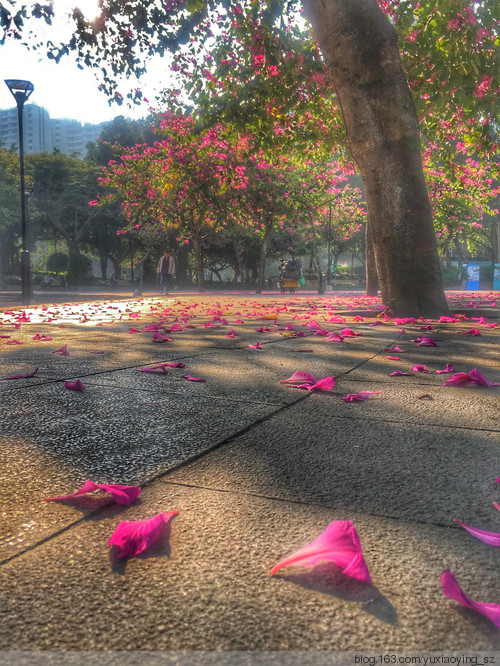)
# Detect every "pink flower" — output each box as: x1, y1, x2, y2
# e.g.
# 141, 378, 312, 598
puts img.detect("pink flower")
441, 570, 500, 628
45, 480, 140, 506
280, 371, 335, 391
109, 511, 178, 559
2, 367, 38, 380
64, 379, 85, 391
52, 344, 69, 356
412, 336, 437, 347
444, 369, 500, 387
454, 519, 500, 547
138, 364, 169, 374
342, 391, 382, 402
436, 364, 454, 374
270, 520, 372, 583
340, 328, 363, 337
